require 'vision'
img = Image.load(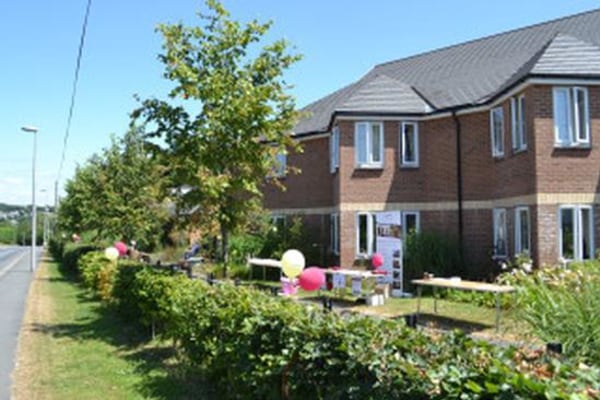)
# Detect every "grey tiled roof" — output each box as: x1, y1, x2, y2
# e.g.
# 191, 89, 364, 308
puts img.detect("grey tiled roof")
295, 9, 600, 135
